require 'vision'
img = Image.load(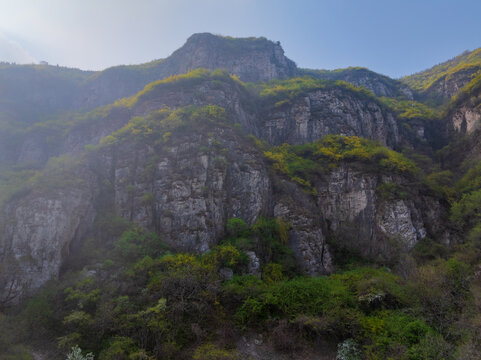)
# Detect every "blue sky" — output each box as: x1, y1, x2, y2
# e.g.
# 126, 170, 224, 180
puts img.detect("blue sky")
0, 0, 480, 78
